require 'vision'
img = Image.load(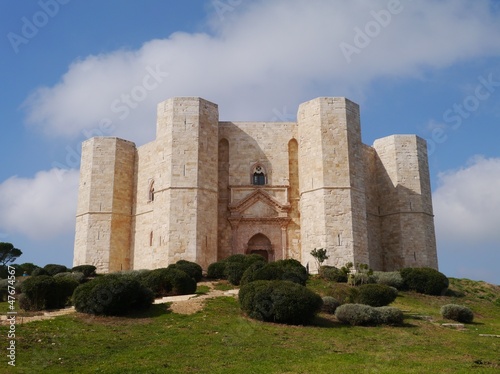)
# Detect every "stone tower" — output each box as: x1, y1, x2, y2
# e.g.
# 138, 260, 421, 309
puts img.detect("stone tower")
73, 137, 135, 272
131, 97, 219, 270
373, 135, 438, 270
297, 97, 369, 271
